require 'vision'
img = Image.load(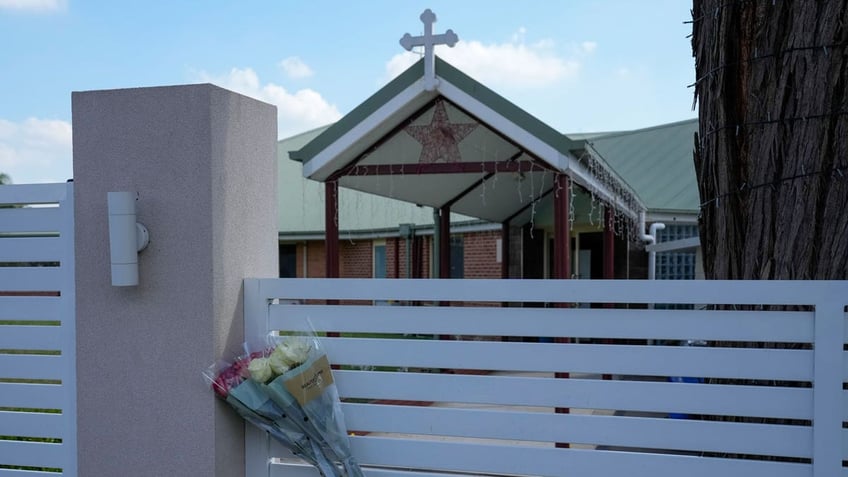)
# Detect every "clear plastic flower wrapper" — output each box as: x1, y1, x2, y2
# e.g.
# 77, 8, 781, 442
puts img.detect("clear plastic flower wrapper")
264, 334, 365, 477
203, 334, 363, 477
202, 345, 337, 477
